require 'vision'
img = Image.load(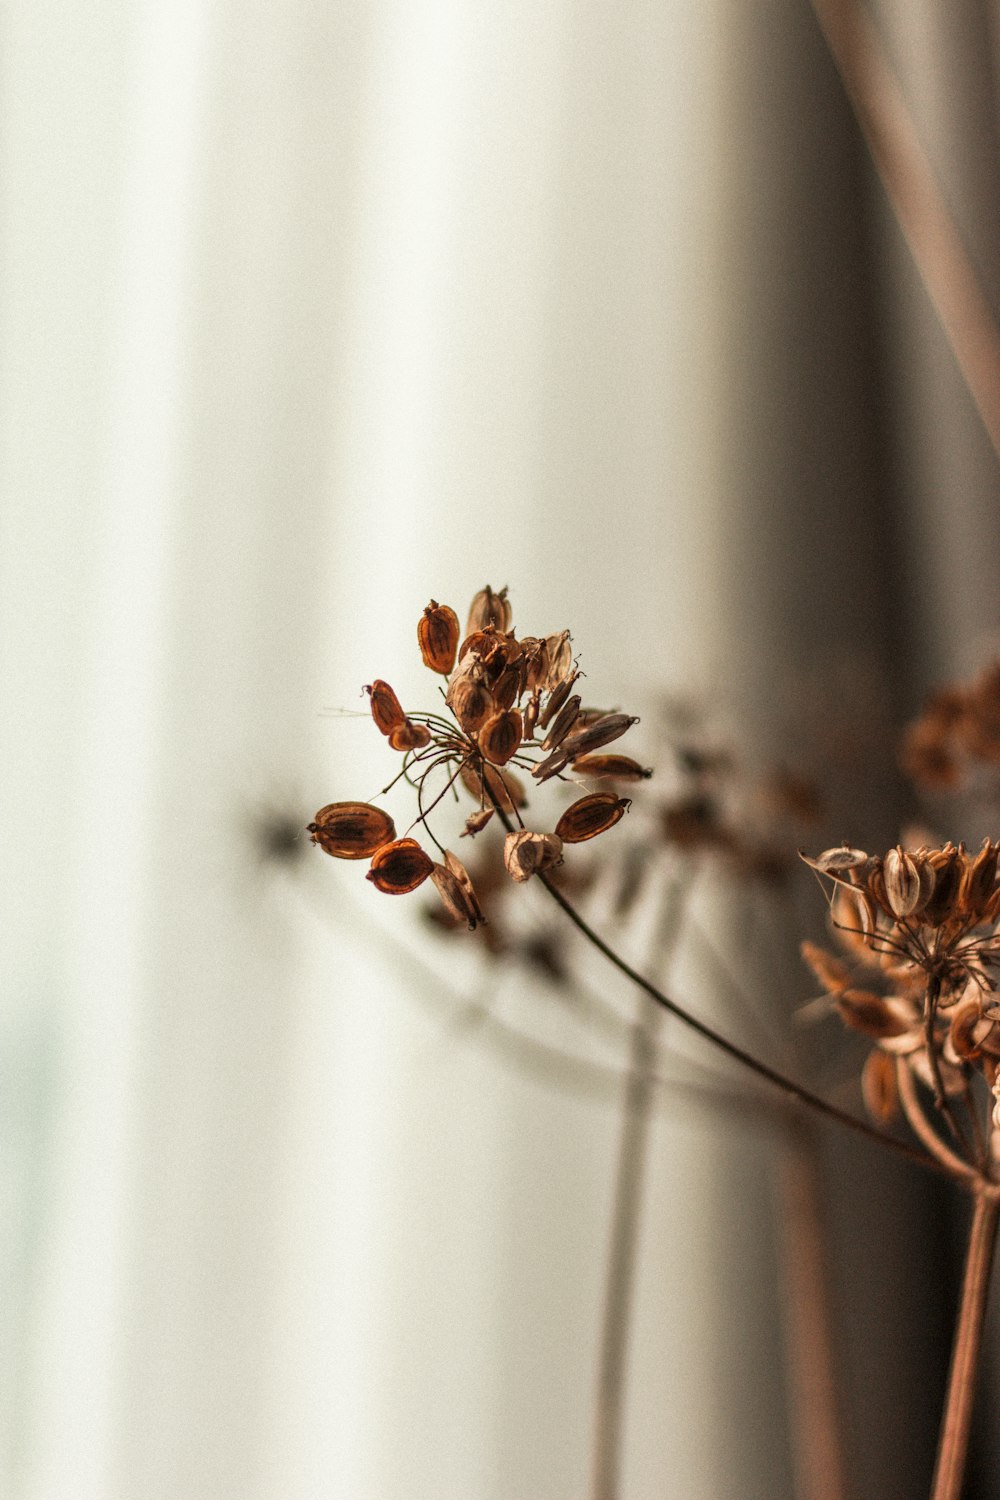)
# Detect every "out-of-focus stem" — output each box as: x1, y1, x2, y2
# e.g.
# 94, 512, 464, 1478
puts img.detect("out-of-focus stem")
930, 1188, 1000, 1500
778, 1124, 848, 1500
807, 0, 1000, 466
590, 874, 687, 1500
